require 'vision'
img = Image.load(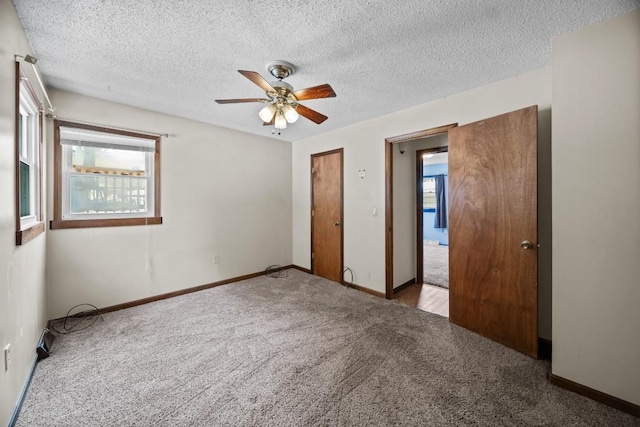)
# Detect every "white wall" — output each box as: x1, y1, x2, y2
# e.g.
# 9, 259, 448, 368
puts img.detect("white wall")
292, 67, 552, 339
0, 0, 49, 424
552, 9, 640, 406
392, 134, 448, 288
46, 90, 293, 319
